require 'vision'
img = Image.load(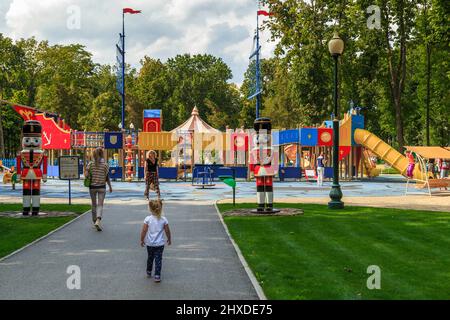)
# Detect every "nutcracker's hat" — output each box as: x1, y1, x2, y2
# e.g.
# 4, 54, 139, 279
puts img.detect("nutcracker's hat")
22, 120, 42, 137
254, 117, 272, 132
